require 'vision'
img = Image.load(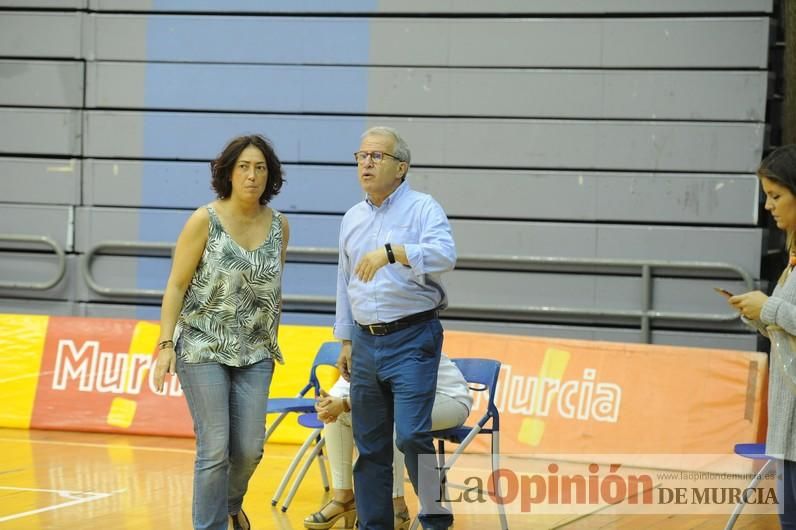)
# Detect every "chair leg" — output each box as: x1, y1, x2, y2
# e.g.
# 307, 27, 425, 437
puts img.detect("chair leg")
491, 432, 509, 530
282, 435, 326, 511
271, 427, 319, 506
438, 439, 451, 512
264, 411, 288, 443
724, 458, 775, 530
